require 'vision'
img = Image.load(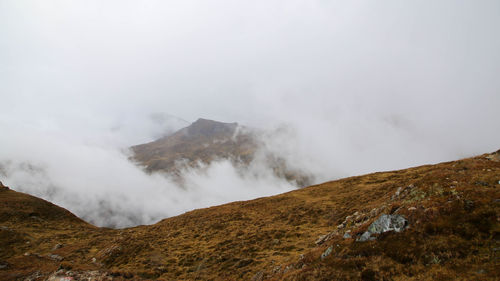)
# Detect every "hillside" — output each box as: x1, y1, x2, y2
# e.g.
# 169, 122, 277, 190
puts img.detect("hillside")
131, 118, 311, 187
1, 151, 499, 280
131, 118, 253, 175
